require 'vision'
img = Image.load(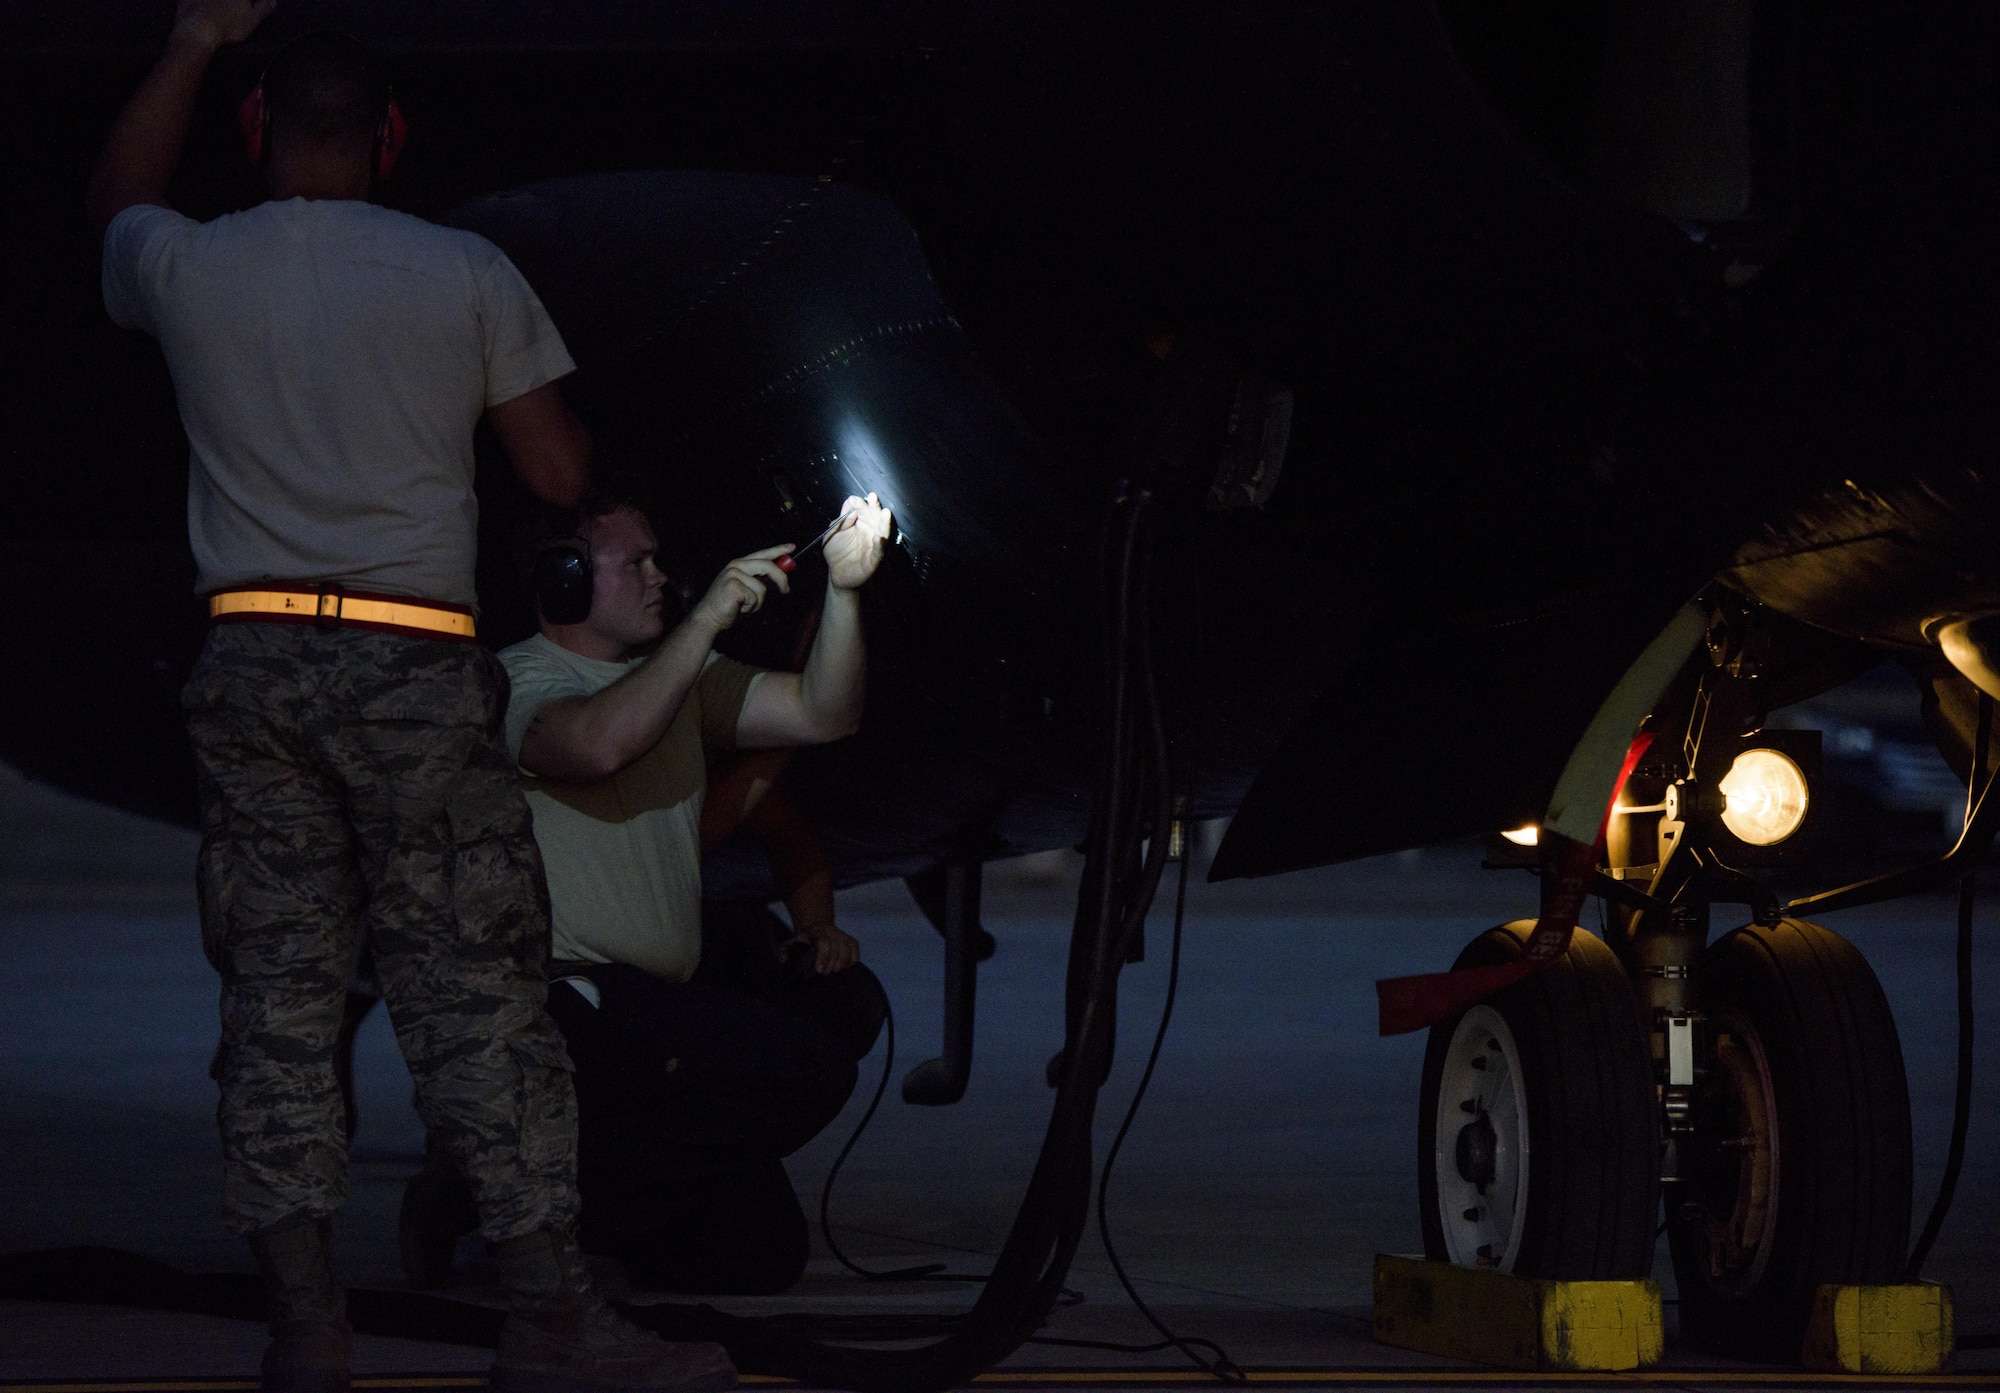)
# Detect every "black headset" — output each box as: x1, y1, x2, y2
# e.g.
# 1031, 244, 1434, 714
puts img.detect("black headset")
531, 541, 594, 625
